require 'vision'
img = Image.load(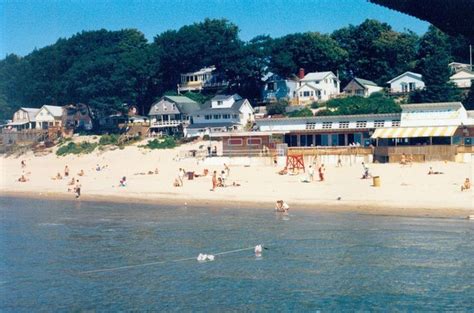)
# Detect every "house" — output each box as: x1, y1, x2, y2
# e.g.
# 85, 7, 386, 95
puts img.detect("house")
7, 107, 40, 130
387, 71, 425, 93
343, 78, 383, 97
63, 103, 93, 131
148, 96, 201, 135
185, 94, 254, 137
35, 105, 64, 129
448, 62, 472, 73
449, 68, 474, 88
178, 66, 228, 93
261, 73, 298, 104
295, 69, 340, 105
